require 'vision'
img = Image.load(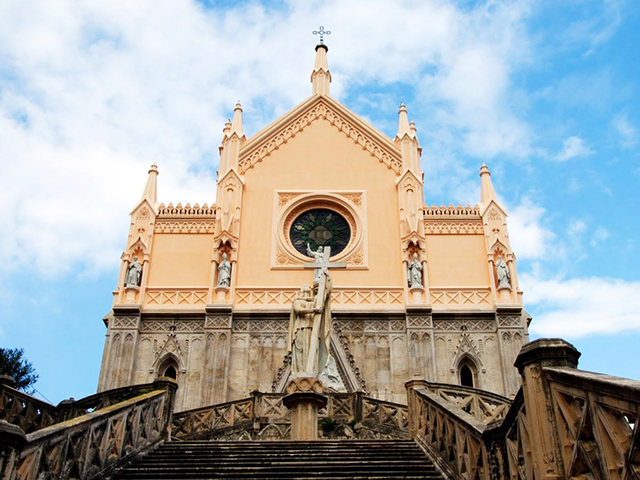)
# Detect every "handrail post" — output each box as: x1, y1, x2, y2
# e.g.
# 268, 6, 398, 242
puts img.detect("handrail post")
405, 378, 428, 439
152, 377, 178, 440
0, 420, 26, 480
514, 339, 580, 480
